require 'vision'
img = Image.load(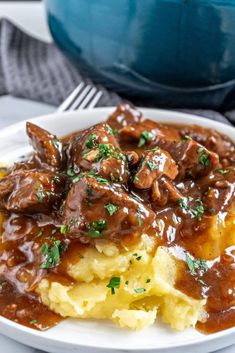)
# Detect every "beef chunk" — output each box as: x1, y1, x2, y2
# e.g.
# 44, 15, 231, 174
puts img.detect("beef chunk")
133, 148, 178, 189
199, 168, 235, 213
62, 175, 156, 243
0, 170, 66, 213
106, 103, 142, 130
157, 139, 219, 179
68, 123, 129, 183
180, 125, 235, 164
126, 151, 140, 166
119, 119, 180, 146
26, 122, 65, 169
